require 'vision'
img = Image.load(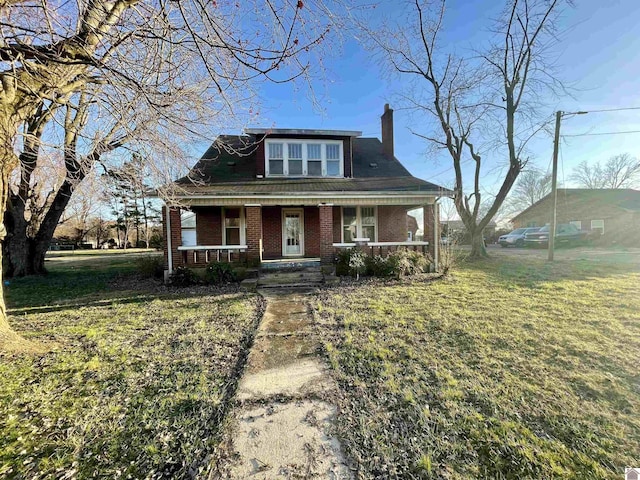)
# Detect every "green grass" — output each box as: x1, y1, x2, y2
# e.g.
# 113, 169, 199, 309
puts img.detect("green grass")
314, 254, 640, 479
0, 252, 261, 478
